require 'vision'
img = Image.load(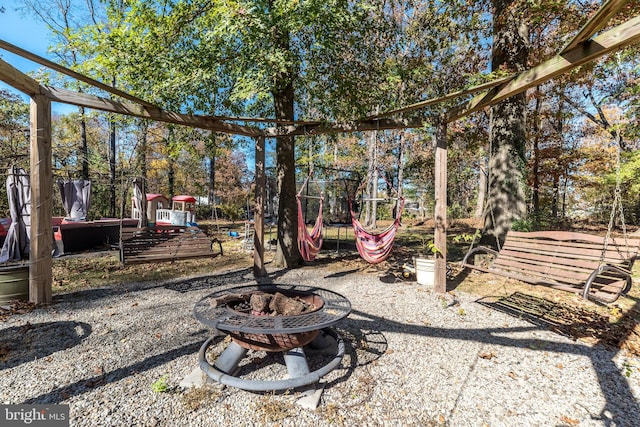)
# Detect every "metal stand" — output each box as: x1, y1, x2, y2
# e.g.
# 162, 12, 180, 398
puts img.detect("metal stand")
198, 328, 344, 392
